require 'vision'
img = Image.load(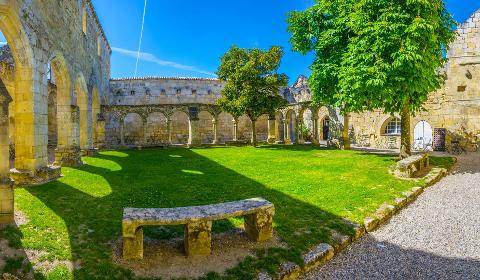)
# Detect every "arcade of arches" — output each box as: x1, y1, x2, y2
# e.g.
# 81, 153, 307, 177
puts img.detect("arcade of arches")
1, 1, 480, 228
